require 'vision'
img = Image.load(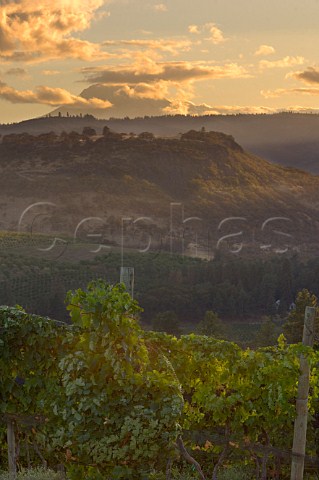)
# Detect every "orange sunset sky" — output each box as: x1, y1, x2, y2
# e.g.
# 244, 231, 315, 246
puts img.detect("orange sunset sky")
1, 0, 319, 122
